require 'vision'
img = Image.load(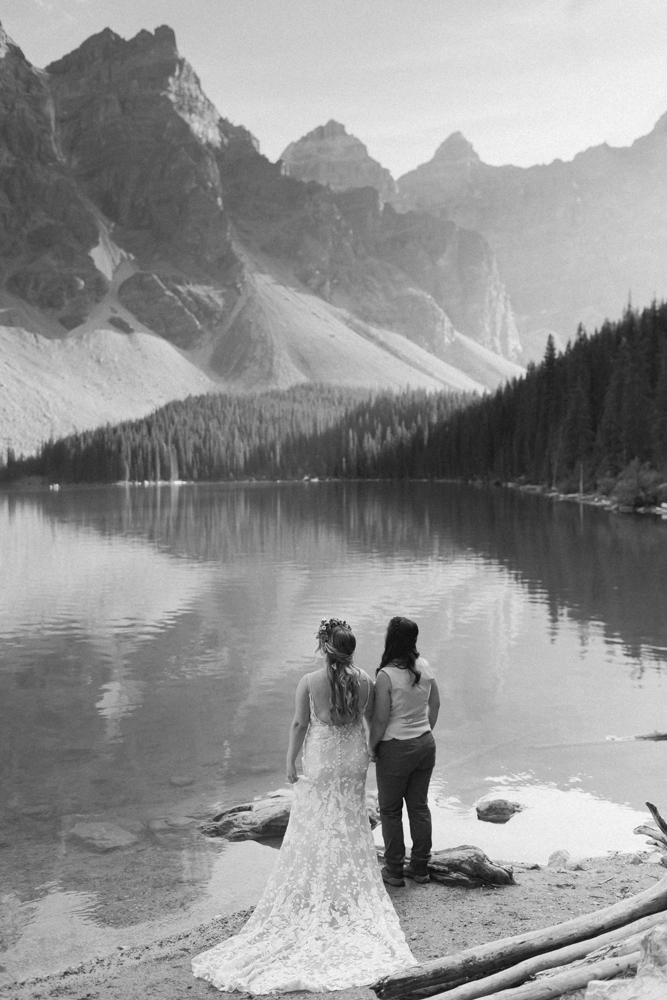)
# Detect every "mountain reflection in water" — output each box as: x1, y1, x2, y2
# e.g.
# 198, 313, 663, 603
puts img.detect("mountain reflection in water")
1, 481, 666, 976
